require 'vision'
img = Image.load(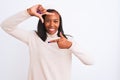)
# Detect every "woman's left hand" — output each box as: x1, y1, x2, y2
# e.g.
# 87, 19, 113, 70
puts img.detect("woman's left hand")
48, 32, 72, 49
